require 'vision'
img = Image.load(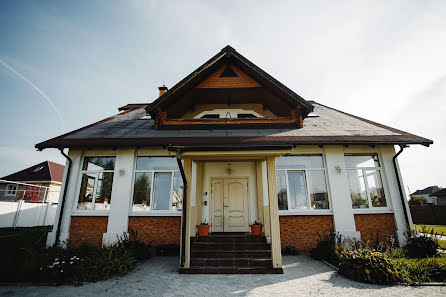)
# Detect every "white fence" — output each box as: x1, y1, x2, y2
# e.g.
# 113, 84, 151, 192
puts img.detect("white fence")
0, 180, 59, 228
0, 201, 58, 228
